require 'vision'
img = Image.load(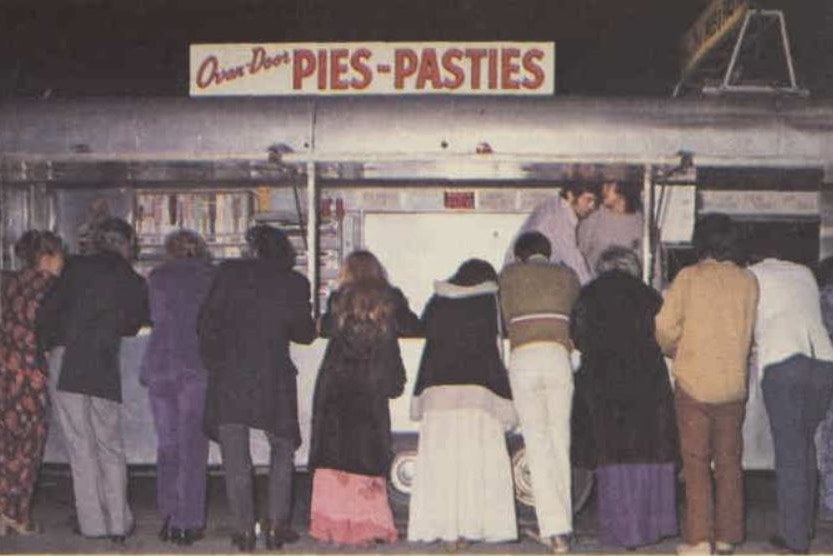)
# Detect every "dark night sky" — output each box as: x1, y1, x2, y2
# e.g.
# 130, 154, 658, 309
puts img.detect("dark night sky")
0, 0, 831, 98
